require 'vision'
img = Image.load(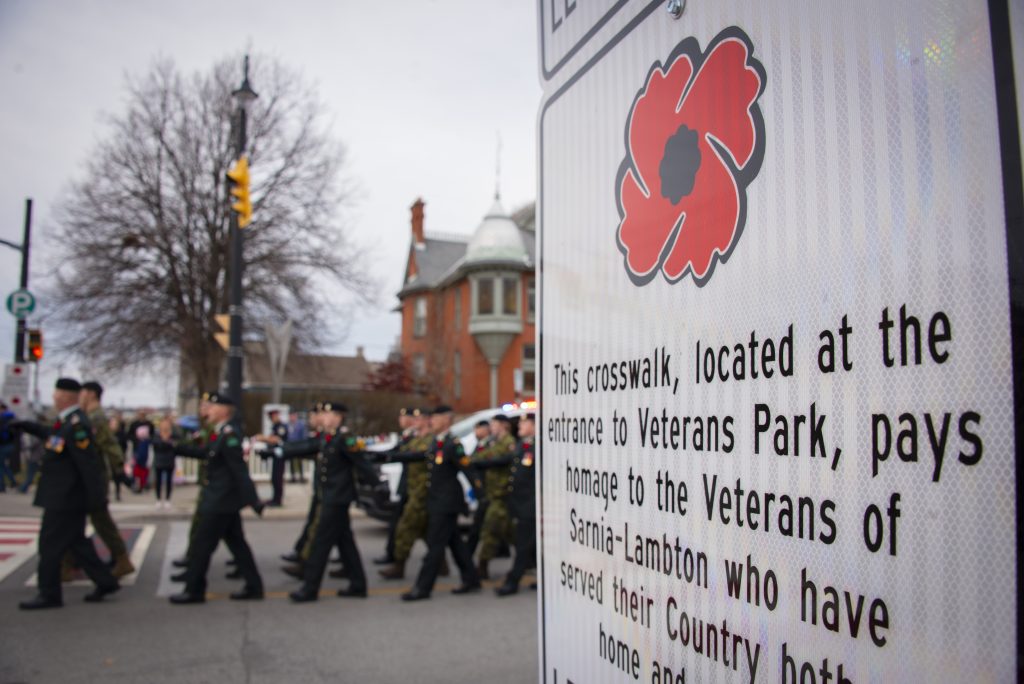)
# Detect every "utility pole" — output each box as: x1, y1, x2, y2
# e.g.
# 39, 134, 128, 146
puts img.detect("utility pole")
0, 199, 32, 362
226, 56, 258, 409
